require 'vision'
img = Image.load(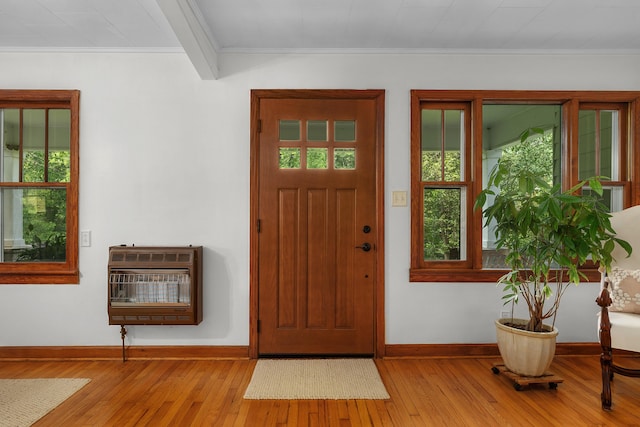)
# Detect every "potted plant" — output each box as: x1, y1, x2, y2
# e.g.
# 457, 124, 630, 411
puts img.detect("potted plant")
474, 127, 631, 377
